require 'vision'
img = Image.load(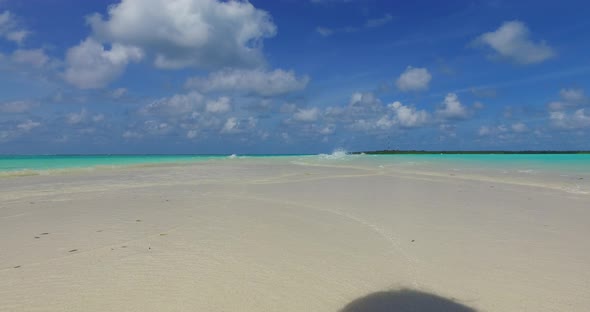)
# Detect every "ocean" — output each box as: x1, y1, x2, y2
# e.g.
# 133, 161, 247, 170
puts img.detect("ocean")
1, 153, 590, 177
